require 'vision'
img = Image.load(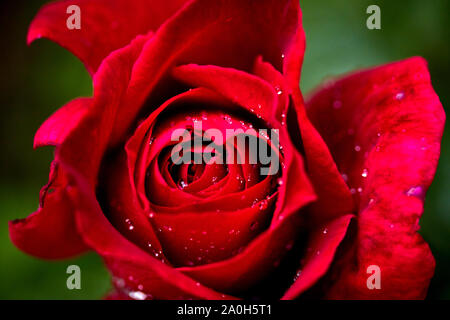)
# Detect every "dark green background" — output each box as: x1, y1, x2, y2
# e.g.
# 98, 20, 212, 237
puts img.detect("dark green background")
0, 0, 448, 299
